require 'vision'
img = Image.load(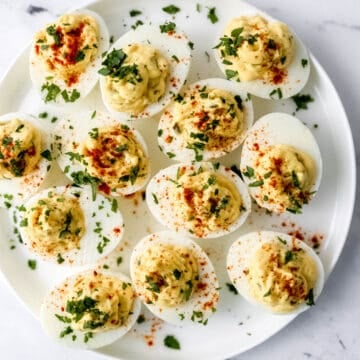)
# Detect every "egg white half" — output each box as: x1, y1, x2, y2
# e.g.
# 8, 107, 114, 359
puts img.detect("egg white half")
130, 231, 219, 325
0, 112, 52, 208
240, 112, 322, 213
146, 162, 251, 239
53, 110, 150, 196
40, 269, 141, 349
16, 185, 124, 265
227, 230, 325, 314
99, 24, 191, 120
30, 9, 110, 106
158, 78, 254, 161
213, 9, 310, 99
